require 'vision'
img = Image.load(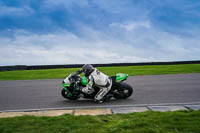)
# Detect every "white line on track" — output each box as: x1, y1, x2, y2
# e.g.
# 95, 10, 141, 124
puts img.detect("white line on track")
1, 102, 200, 113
